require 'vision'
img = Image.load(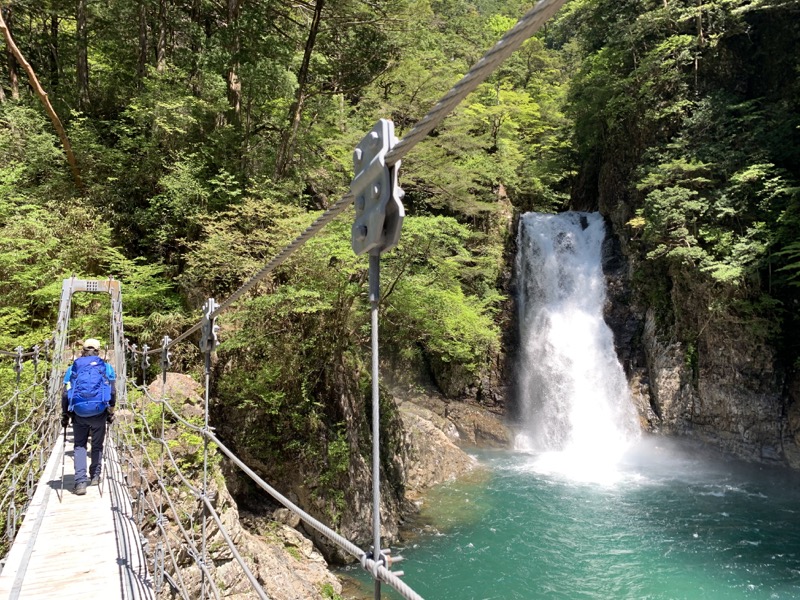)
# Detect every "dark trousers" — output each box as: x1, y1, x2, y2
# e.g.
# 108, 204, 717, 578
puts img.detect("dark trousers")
72, 412, 107, 484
